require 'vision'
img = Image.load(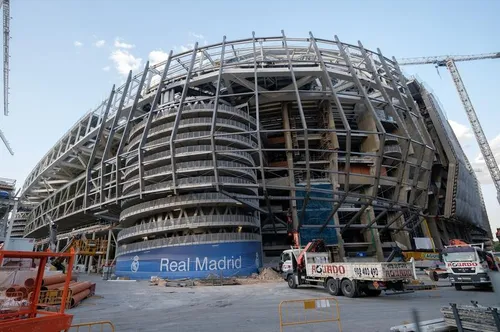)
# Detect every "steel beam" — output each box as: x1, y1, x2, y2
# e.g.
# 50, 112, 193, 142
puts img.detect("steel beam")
252, 32, 277, 234
335, 36, 386, 234
210, 36, 226, 192
100, 71, 132, 204
115, 62, 150, 199
137, 56, 172, 198
309, 32, 352, 234
169, 45, 198, 196
84, 86, 115, 210
282, 30, 311, 229
358, 42, 410, 205
382, 210, 406, 232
